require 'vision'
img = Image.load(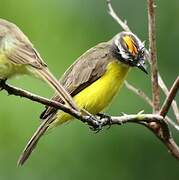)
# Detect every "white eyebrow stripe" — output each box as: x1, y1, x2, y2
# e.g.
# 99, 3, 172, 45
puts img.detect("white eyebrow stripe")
113, 32, 145, 60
